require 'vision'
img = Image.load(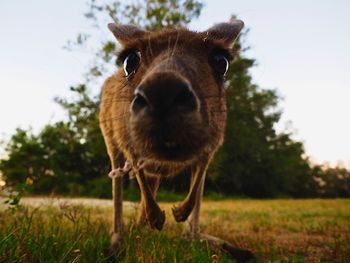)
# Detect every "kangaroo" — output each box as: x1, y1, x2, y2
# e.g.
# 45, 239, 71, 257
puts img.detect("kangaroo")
100, 20, 255, 262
